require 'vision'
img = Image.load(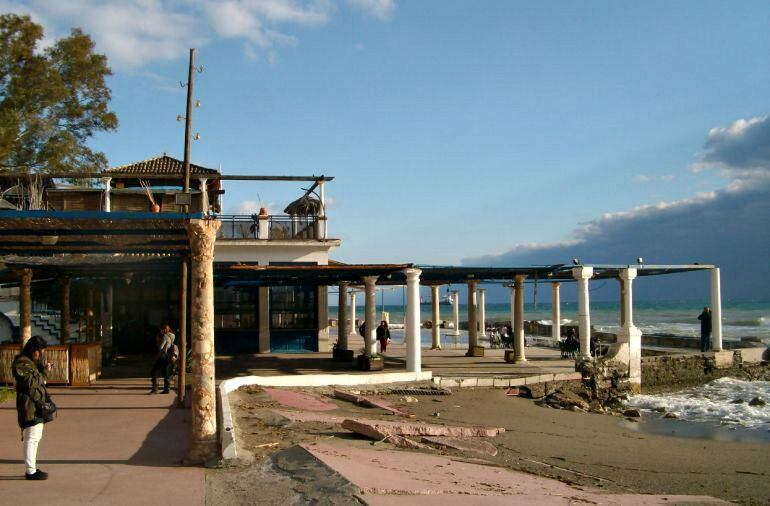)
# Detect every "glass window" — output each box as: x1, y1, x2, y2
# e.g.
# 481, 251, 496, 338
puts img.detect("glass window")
215, 287, 257, 329
270, 285, 317, 330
